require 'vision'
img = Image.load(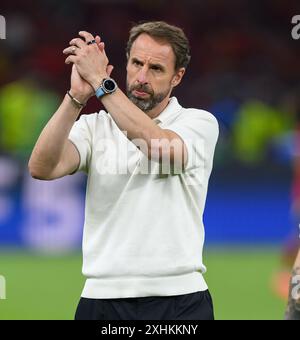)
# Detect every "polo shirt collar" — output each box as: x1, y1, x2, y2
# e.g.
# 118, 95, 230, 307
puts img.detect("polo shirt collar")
152, 97, 182, 125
